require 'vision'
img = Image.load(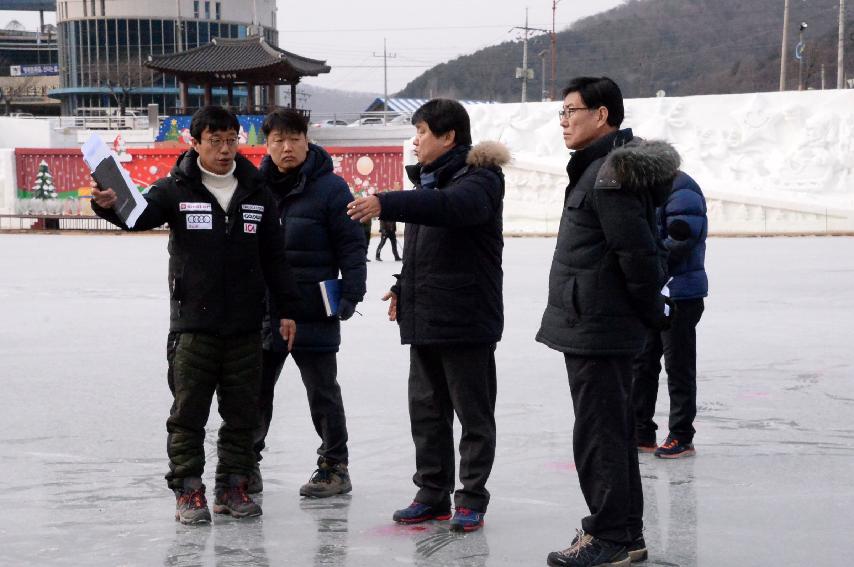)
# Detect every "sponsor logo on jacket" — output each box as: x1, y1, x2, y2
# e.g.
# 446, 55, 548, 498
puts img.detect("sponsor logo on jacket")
242, 212, 262, 222
242, 204, 264, 213
244, 222, 257, 234
187, 214, 213, 230
179, 202, 213, 212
